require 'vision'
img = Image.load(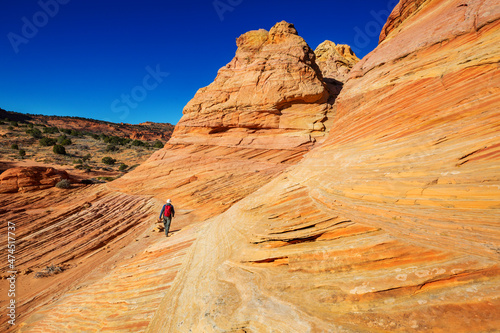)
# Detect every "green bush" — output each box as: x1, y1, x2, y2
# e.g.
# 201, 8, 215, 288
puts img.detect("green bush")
27, 123, 34, 128
19, 149, 26, 157
53, 144, 66, 155
74, 159, 83, 164
90, 134, 100, 140
39, 137, 57, 146
55, 179, 71, 189
10, 121, 18, 127
104, 135, 130, 146
57, 135, 72, 145
153, 140, 164, 149
26, 128, 43, 138
118, 163, 128, 171
106, 144, 119, 152
43, 126, 59, 134
102, 156, 116, 165
70, 129, 82, 137
131, 139, 145, 147
7, 126, 13, 131
11, 144, 19, 150
82, 153, 92, 161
